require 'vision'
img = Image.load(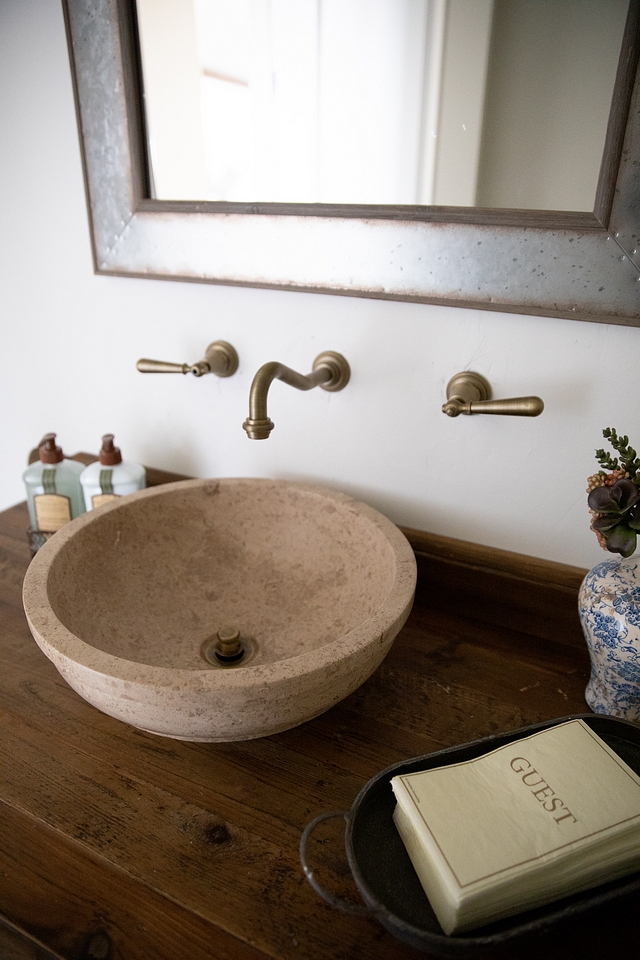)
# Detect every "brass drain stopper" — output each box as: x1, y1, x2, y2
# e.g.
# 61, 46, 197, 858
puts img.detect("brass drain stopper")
214, 627, 244, 663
